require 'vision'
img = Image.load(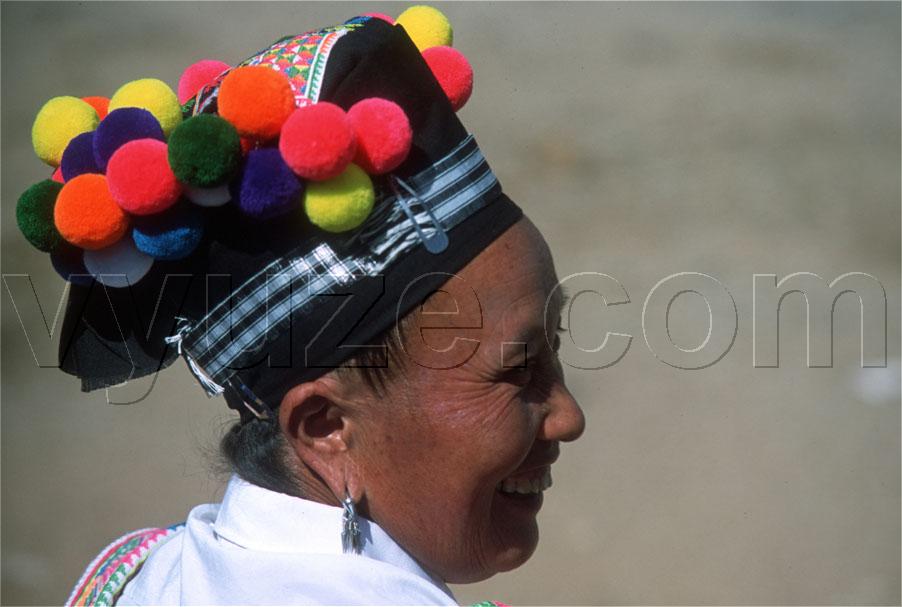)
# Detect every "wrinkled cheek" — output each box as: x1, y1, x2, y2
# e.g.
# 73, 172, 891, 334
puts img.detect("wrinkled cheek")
479, 394, 539, 452
486, 414, 542, 475
409, 479, 500, 574
443, 482, 511, 573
